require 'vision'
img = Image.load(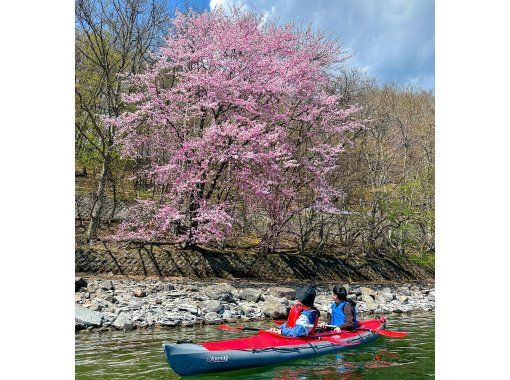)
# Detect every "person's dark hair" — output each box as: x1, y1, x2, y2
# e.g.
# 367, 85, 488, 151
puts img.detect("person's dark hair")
333, 285, 347, 301
296, 285, 316, 307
